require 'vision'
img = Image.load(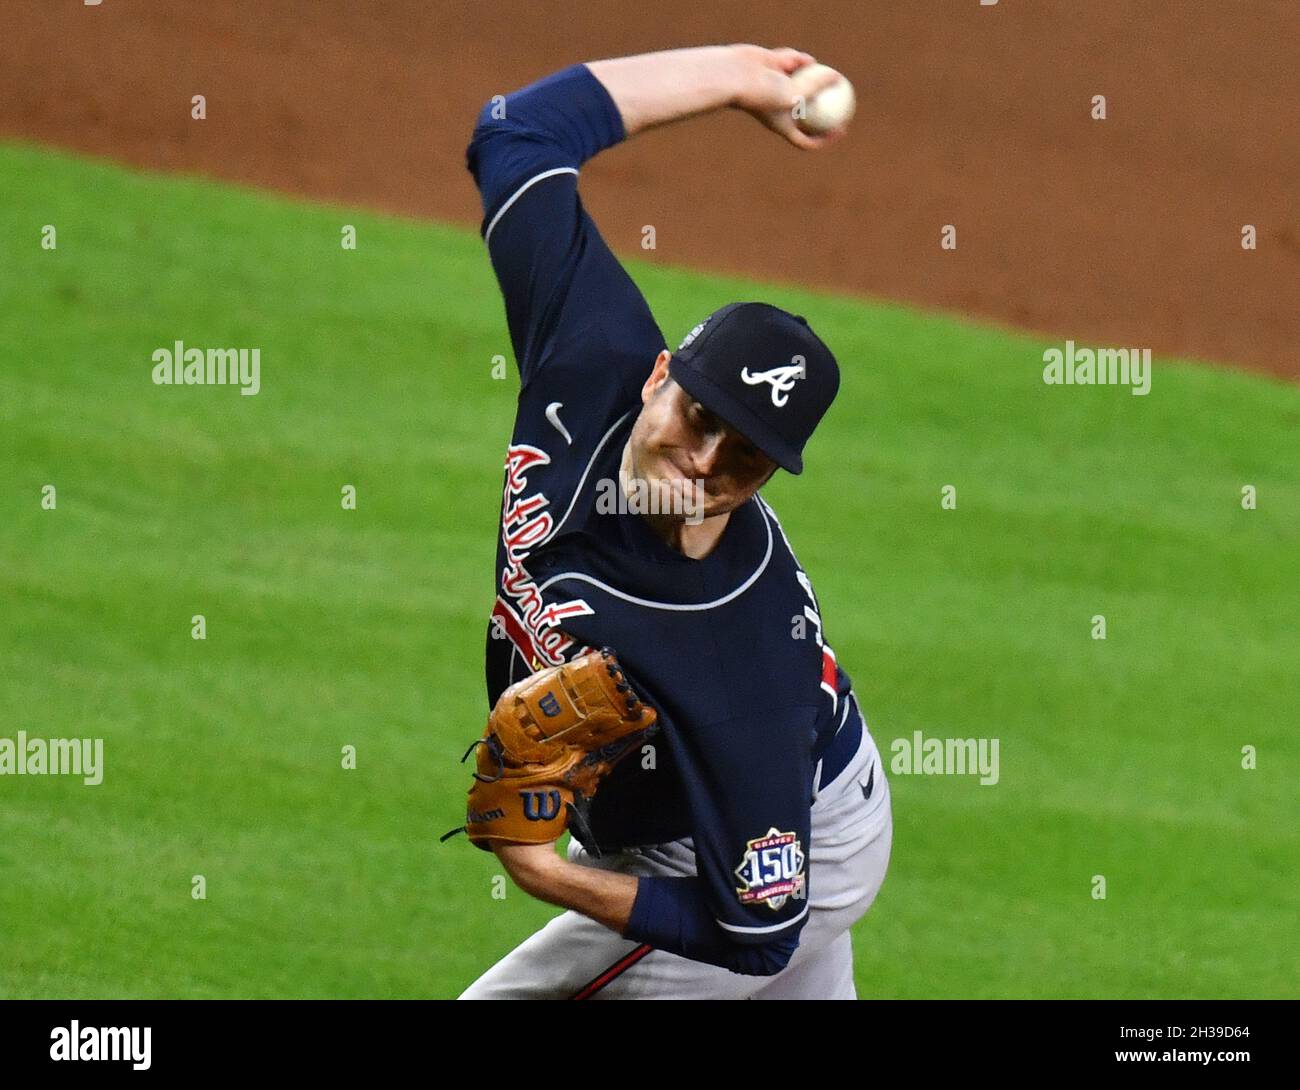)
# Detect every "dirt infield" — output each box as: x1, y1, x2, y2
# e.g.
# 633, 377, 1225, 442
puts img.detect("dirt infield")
3, 0, 1296, 379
